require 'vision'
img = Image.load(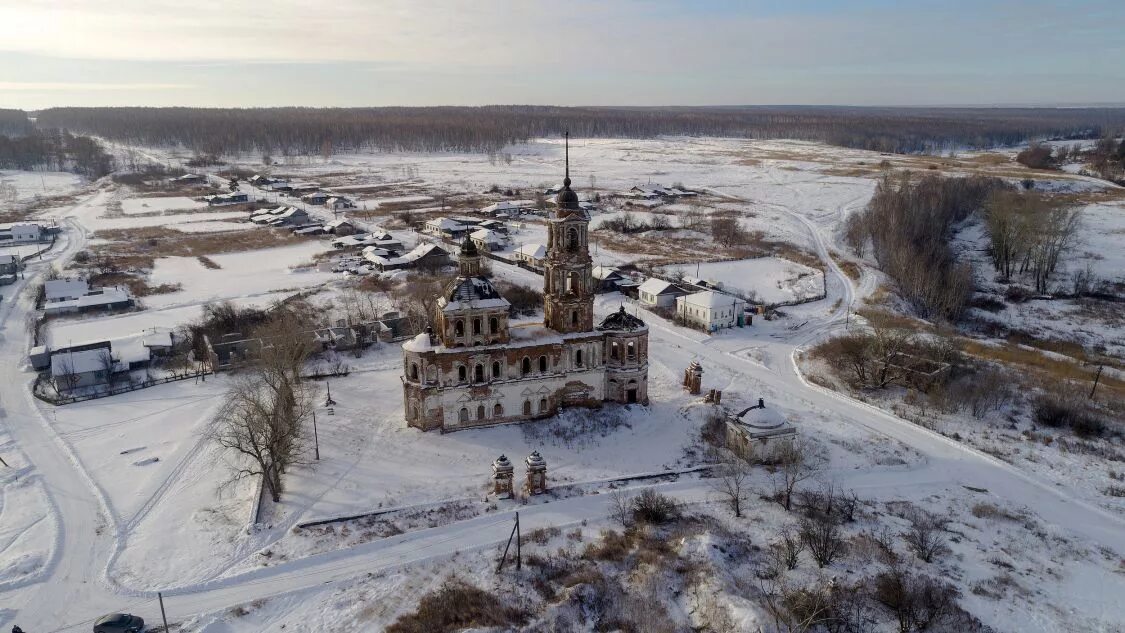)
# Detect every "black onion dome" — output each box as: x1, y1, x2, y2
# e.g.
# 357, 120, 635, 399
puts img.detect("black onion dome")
556, 176, 580, 211
459, 235, 478, 256
597, 305, 646, 331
